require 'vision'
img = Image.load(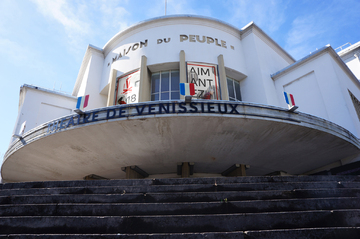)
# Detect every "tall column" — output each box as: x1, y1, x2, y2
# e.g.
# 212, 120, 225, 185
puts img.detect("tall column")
139, 55, 151, 102
106, 69, 117, 106
218, 54, 229, 101
179, 50, 186, 100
